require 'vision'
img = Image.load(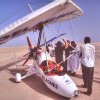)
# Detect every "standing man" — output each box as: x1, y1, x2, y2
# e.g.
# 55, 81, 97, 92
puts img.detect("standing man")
55, 41, 64, 66
67, 41, 80, 76
80, 37, 95, 95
